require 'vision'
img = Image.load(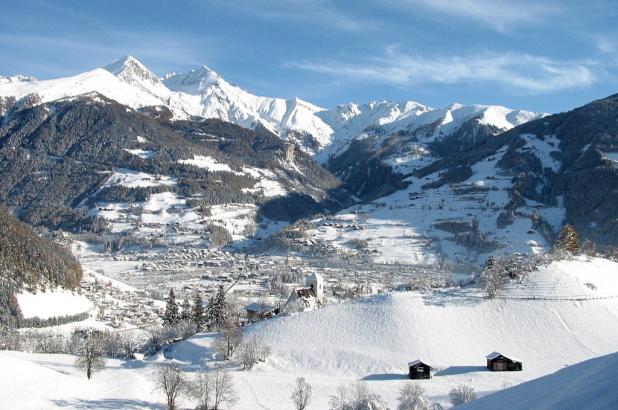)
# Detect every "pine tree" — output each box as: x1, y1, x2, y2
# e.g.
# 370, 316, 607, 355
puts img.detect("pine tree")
205, 285, 227, 331
162, 289, 180, 328
556, 224, 580, 254
180, 298, 192, 321
193, 292, 204, 332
